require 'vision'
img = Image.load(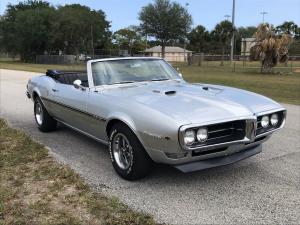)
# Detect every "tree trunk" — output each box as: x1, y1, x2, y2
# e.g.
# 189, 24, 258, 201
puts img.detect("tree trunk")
221, 45, 225, 66
161, 44, 166, 59
261, 50, 275, 73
